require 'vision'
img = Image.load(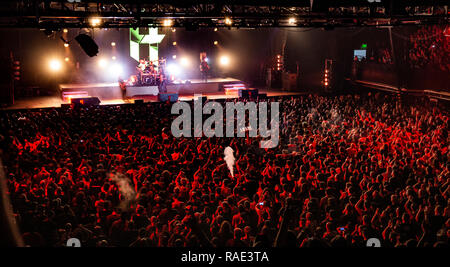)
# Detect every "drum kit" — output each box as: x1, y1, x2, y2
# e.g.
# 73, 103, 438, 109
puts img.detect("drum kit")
134, 58, 167, 86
